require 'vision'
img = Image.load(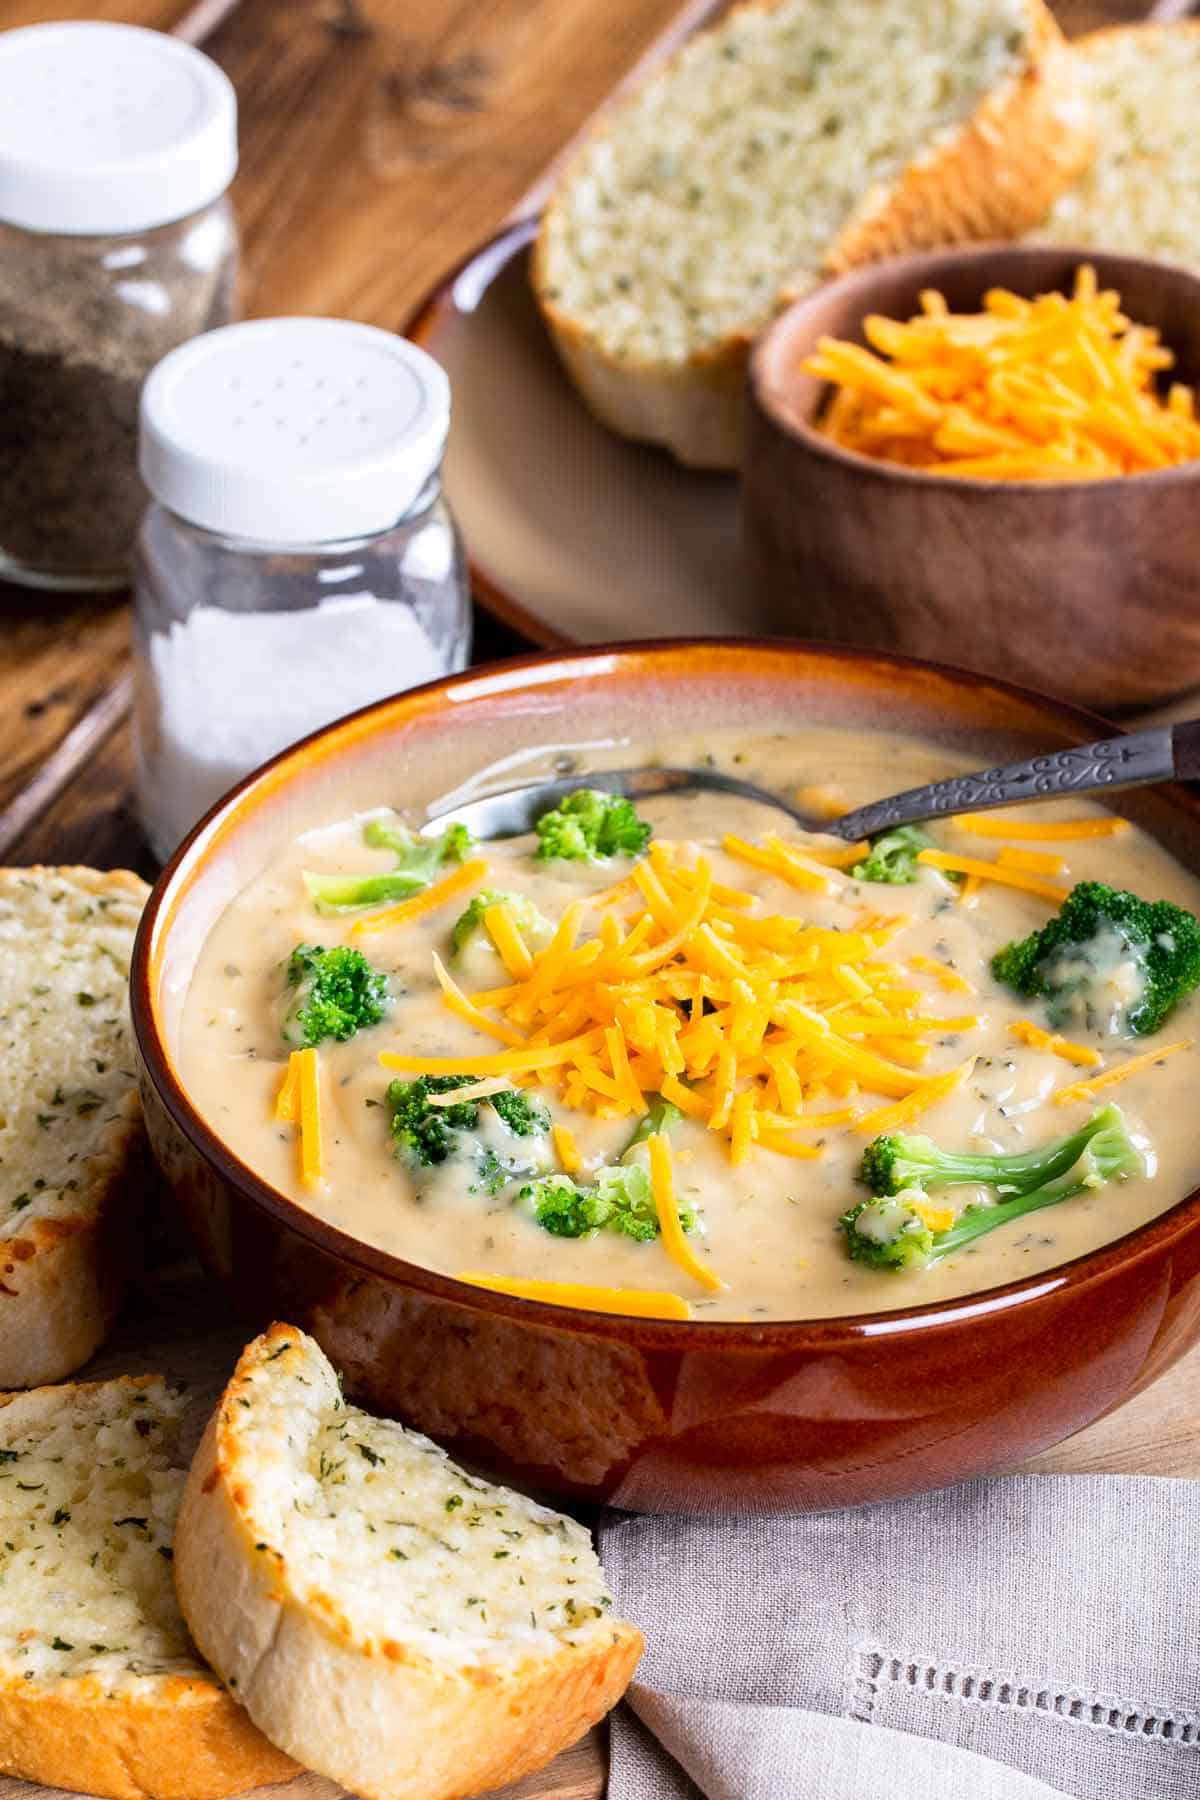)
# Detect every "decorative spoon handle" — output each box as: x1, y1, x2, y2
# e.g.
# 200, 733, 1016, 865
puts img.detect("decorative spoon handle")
828, 725, 1187, 843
